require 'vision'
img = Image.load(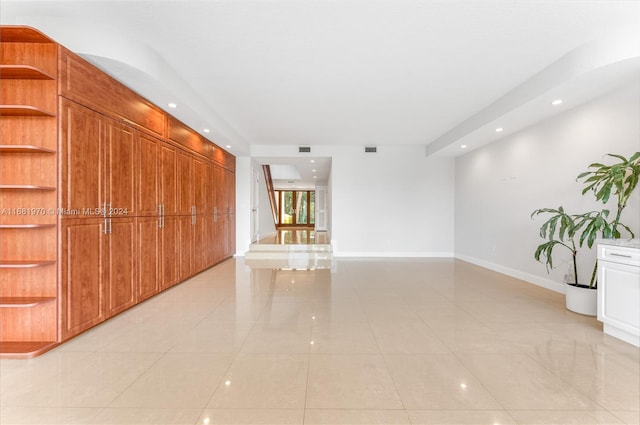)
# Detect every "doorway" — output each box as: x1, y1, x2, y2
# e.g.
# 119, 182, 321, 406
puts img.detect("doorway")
276, 190, 315, 227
